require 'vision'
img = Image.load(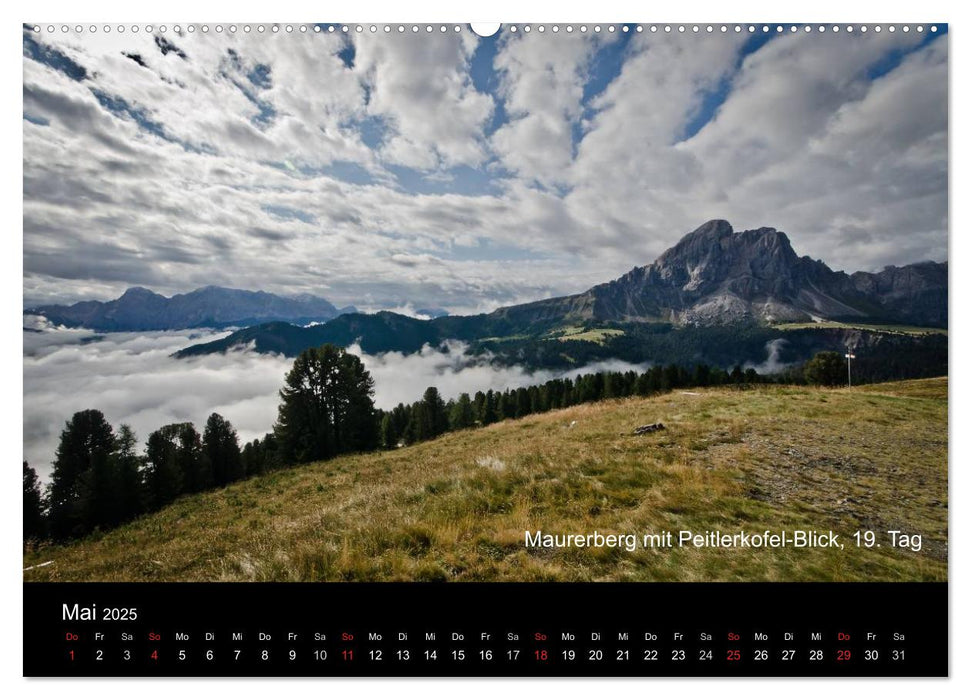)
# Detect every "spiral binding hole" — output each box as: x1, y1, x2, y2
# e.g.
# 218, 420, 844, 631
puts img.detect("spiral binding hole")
28, 22, 935, 36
